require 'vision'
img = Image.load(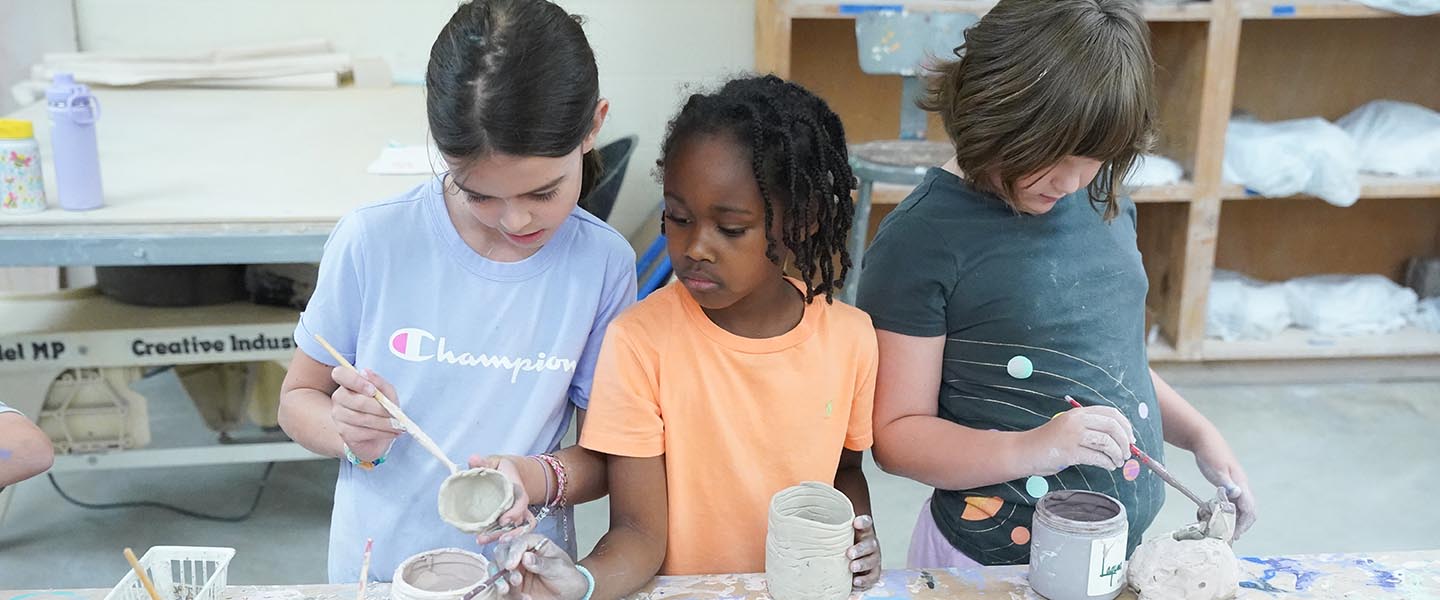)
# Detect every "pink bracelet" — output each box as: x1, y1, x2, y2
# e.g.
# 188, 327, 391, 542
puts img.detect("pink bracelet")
535, 453, 568, 508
